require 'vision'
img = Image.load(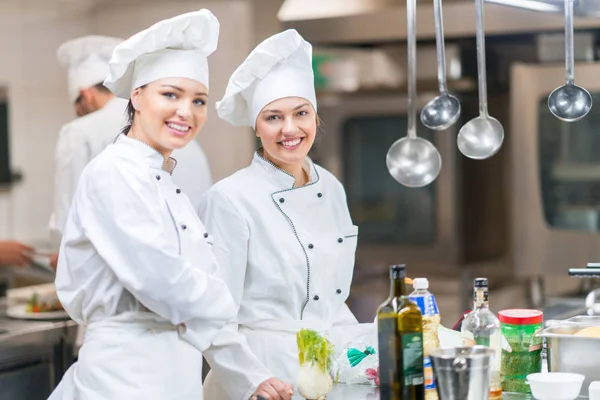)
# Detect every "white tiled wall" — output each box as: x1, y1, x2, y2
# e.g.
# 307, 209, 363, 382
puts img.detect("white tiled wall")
0, 0, 259, 245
